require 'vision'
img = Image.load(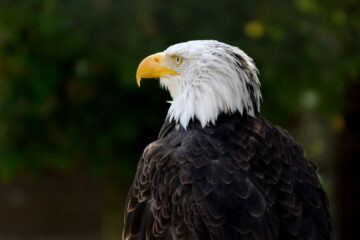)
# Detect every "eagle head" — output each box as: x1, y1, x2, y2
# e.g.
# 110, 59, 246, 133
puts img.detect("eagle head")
136, 40, 262, 129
